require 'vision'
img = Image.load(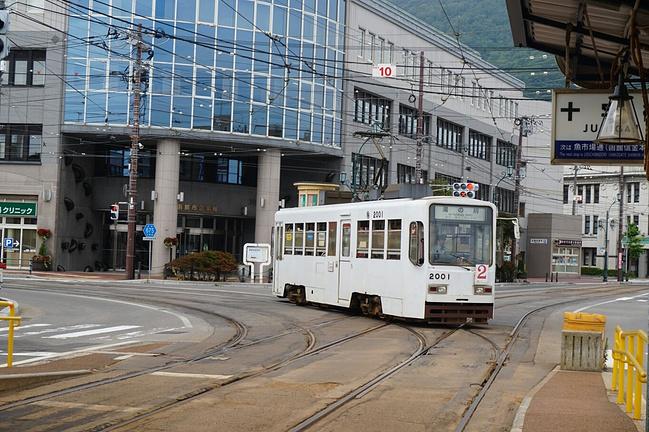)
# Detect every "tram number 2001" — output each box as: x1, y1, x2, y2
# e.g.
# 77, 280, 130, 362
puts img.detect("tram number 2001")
429, 273, 450, 280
